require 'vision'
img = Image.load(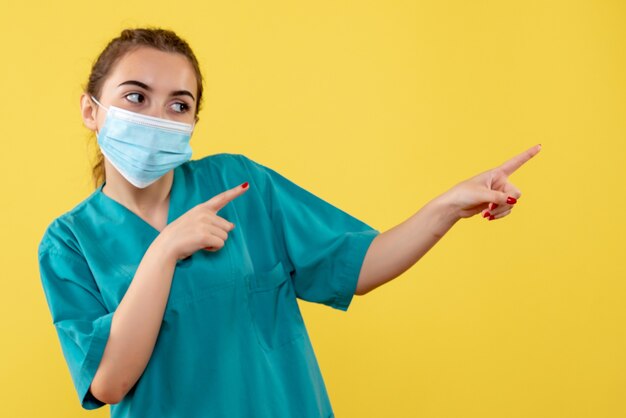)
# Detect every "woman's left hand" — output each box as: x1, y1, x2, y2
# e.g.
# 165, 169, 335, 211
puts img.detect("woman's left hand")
438, 144, 542, 221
